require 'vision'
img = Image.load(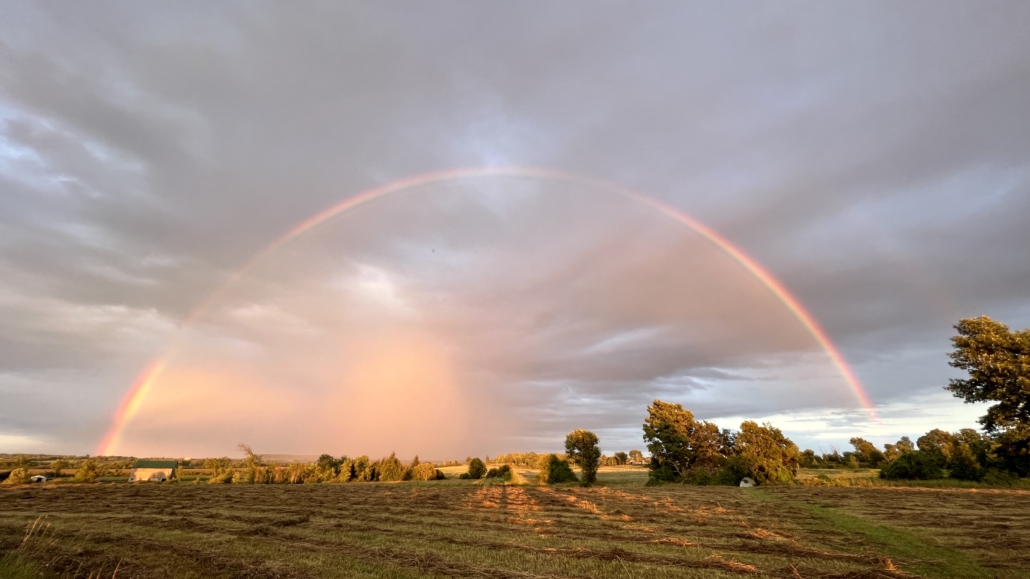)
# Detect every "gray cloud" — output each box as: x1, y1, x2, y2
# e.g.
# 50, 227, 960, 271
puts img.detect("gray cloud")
1, 1, 1028, 456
